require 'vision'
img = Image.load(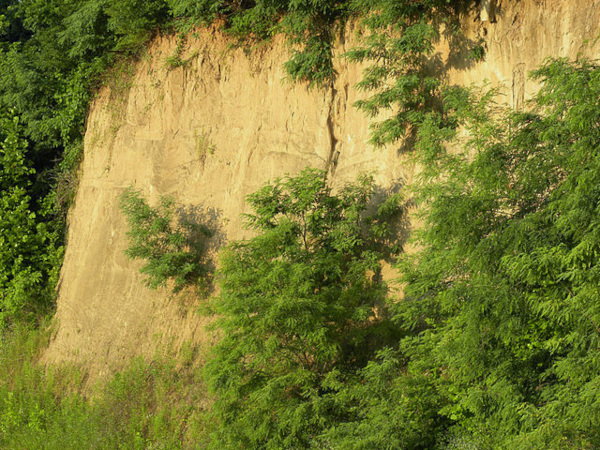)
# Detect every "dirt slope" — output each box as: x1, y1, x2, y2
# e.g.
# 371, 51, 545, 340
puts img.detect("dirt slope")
44, 0, 600, 379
